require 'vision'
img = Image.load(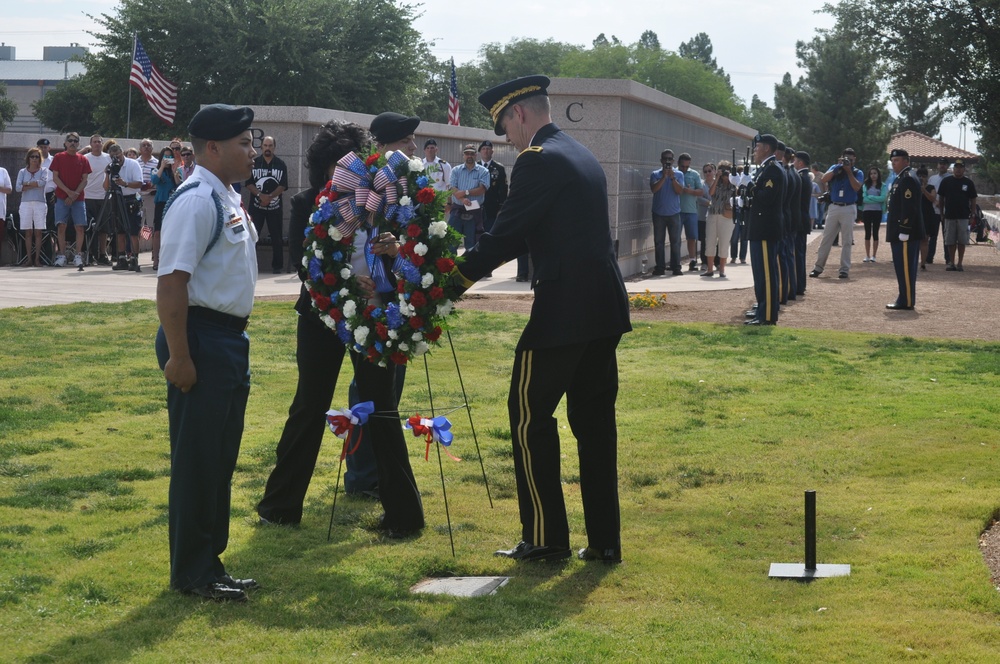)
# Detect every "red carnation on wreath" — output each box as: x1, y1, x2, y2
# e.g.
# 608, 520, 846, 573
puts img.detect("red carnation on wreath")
416, 187, 436, 205
409, 291, 427, 308
436, 257, 455, 273
365, 153, 380, 167
406, 224, 422, 238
